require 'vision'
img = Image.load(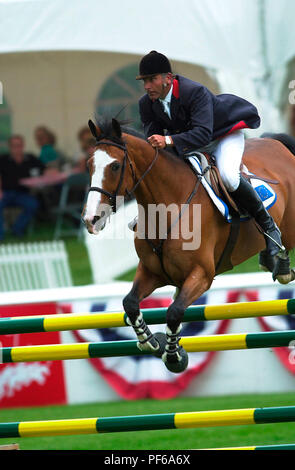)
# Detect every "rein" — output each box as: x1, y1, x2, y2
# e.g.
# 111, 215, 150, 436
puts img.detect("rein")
88, 140, 159, 212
